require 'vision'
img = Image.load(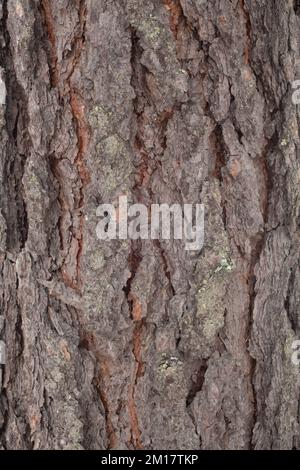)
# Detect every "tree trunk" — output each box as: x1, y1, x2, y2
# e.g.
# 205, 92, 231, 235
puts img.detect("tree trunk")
1, 0, 300, 450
